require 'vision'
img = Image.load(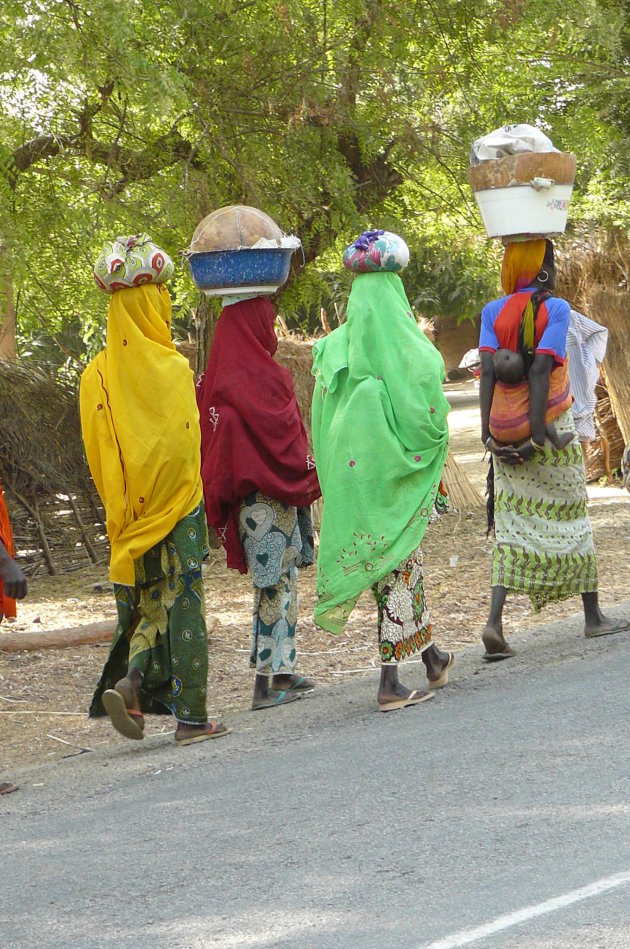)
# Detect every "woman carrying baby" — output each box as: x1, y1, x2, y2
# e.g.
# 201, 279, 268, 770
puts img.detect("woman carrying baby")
479, 238, 628, 658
